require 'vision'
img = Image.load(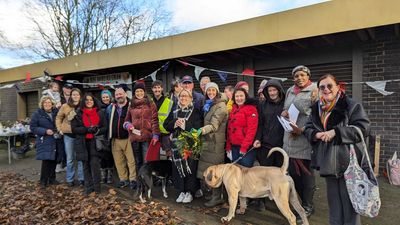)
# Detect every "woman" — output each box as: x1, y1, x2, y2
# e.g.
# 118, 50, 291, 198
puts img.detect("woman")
100, 89, 114, 184
71, 93, 107, 195
30, 96, 62, 188
169, 79, 183, 112
123, 82, 160, 188
56, 88, 84, 187
226, 87, 258, 167
304, 74, 370, 225
164, 89, 203, 204
196, 82, 228, 207
281, 65, 318, 217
